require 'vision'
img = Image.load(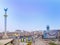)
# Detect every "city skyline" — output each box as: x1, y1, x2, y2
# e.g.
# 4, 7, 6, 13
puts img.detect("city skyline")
0, 0, 60, 32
